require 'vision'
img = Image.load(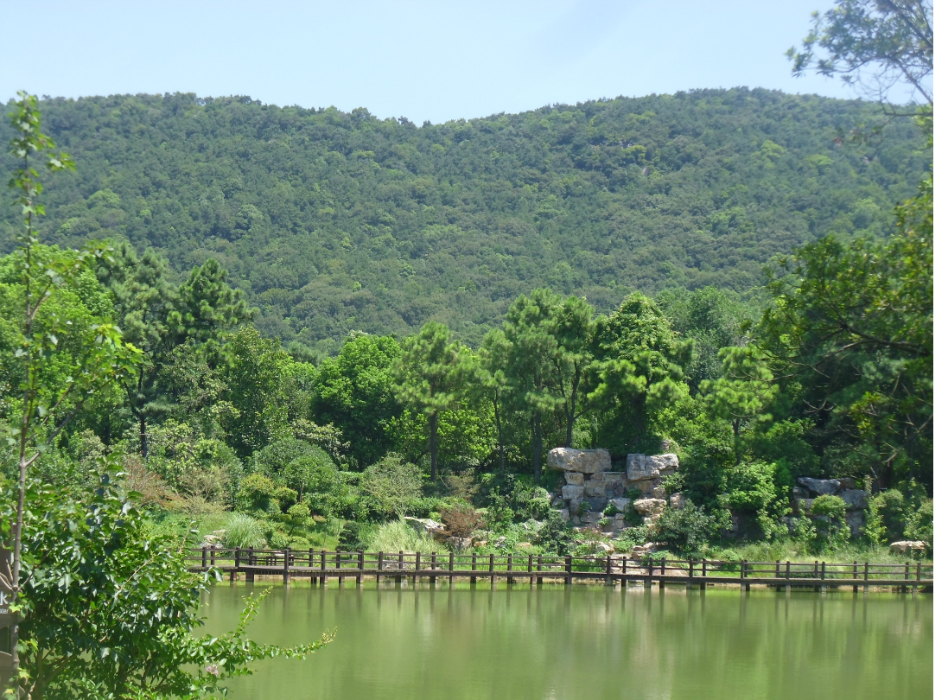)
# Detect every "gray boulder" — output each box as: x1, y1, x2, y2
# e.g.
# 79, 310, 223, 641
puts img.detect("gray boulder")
626, 453, 679, 481
633, 498, 666, 518
564, 472, 584, 485
561, 484, 584, 501
797, 477, 841, 496
840, 489, 870, 510
547, 448, 611, 474
890, 541, 927, 554
669, 493, 686, 510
